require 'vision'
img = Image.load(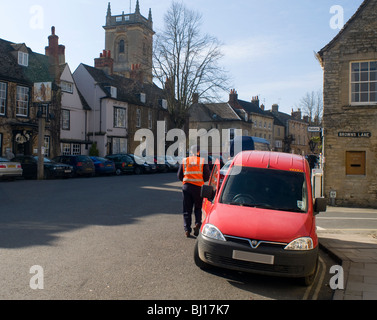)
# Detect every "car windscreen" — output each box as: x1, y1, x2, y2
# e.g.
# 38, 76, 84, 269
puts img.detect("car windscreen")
0, 157, 10, 162
219, 166, 308, 213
